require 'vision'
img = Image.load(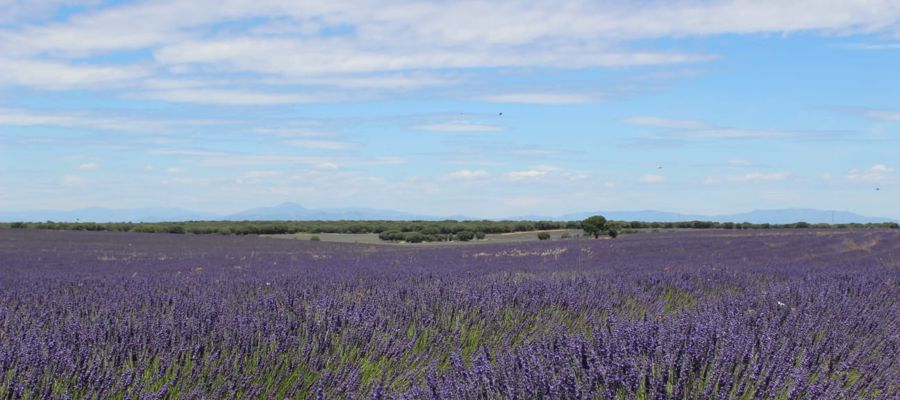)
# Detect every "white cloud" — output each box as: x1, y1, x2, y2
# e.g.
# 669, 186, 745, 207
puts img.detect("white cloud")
136, 89, 339, 106
1, 0, 898, 102
861, 109, 900, 121
0, 107, 160, 131
0, 1, 104, 25
510, 146, 566, 156
639, 174, 666, 183
0, 57, 147, 90
448, 169, 489, 179
281, 140, 356, 151
161, 176, 198, 185
59, 174, 87, 186
479, 93, 595, 105
153, 36, 707, 77
413, 123, 505, 132
78, 162, 98, 170
165, 167, 184, 174
704, 171, 791, 184
726, 159, 752, 167
8, 0, 900, 60
626, 116, 824, 141
315, 162, 339, 170
833, 107, 900, 122
506, 166, 558, 181
235, 170, 280, 184
678, 129, 804, 139
507, 170, 547, 180
149, 146, 403, 169
624, 116, 709, 129
846, 164, 894, 182
842, 42, 900, 50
